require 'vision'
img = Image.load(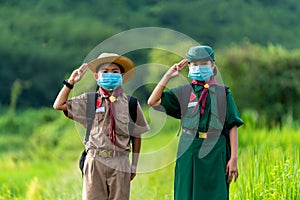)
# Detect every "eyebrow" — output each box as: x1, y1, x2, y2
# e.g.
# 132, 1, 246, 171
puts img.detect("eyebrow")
100, 66, 120, 71
191, 61, 211, 64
